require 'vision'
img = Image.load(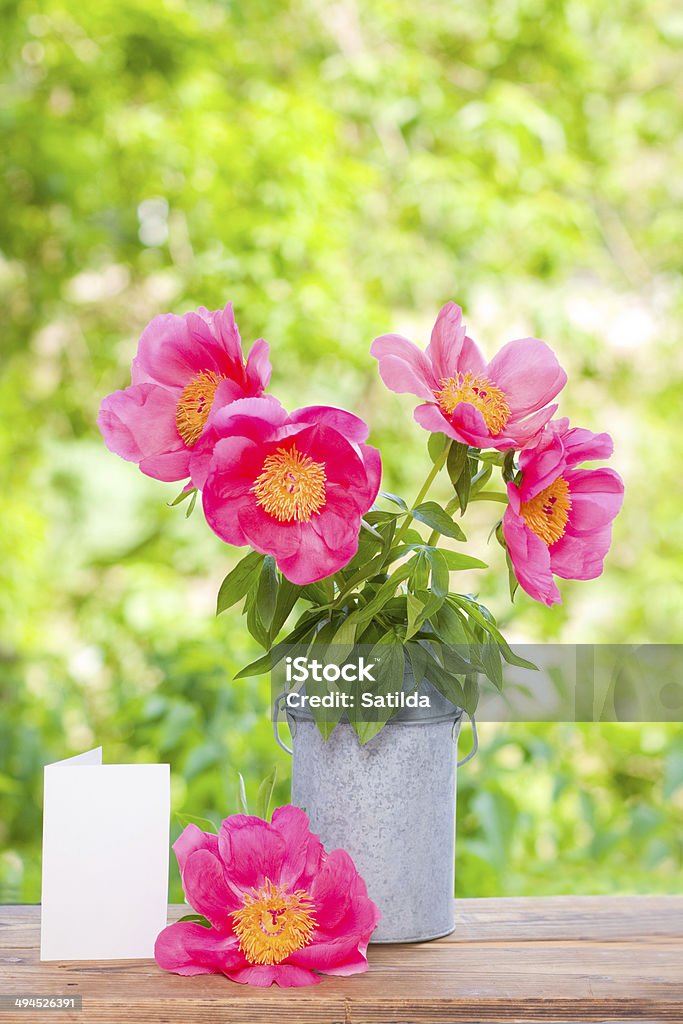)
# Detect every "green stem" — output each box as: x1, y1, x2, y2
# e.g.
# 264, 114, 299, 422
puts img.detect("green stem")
393, 442, 451, 547
468, 491, 508, 503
